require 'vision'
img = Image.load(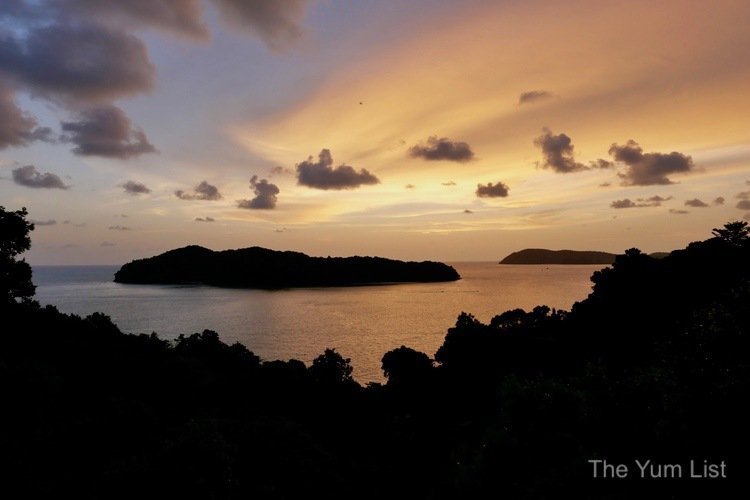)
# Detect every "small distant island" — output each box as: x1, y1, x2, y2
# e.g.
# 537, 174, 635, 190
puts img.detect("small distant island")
114, 245, 460, 288
500, 248, 669, 265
